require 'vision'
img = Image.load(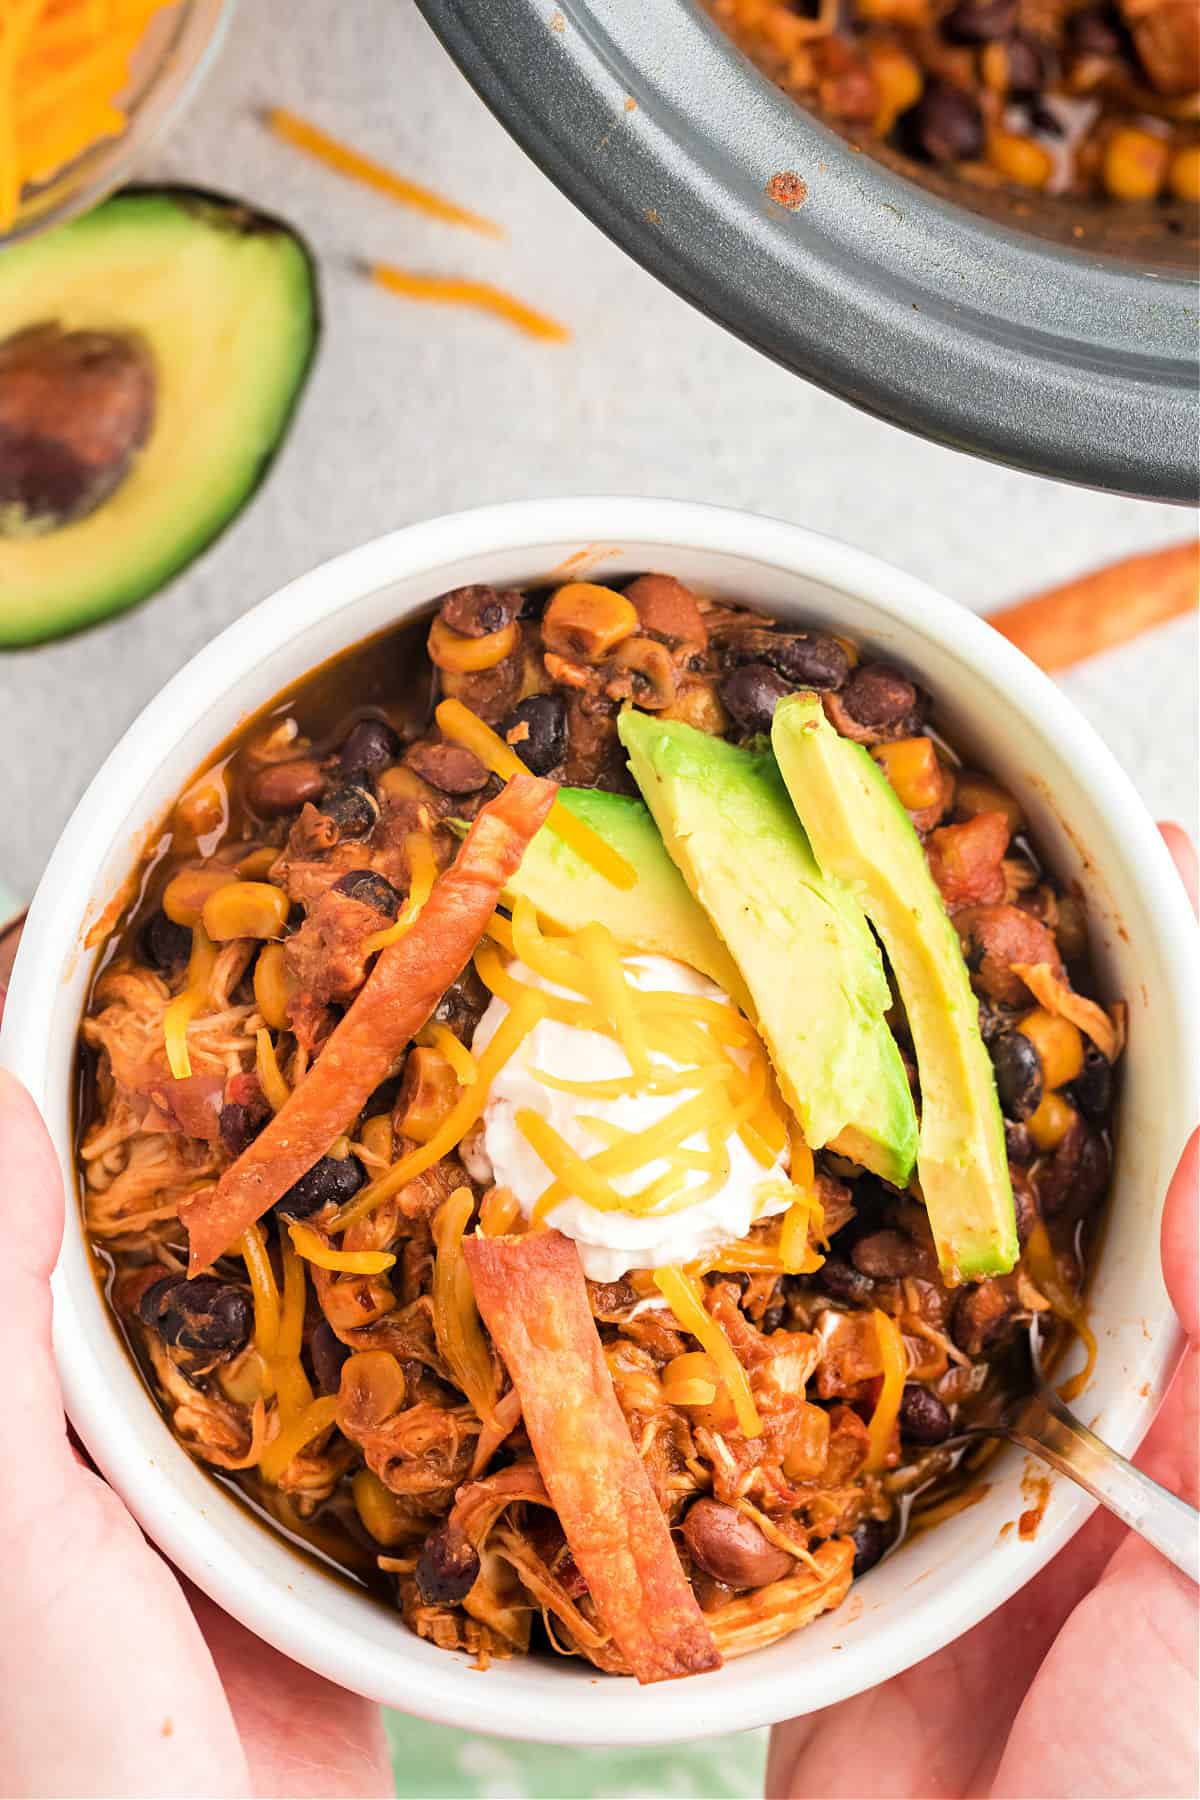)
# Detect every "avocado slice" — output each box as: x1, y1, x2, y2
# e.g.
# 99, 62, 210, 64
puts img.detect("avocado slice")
772, 694, 1017, 1281
618, 710, 918, 1186
503, 786, 749, 999
0, 188, 318, 646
